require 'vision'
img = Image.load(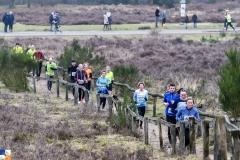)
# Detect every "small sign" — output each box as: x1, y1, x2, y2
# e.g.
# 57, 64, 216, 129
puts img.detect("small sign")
0, 150, 11, 160
181, 4, 186, 17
